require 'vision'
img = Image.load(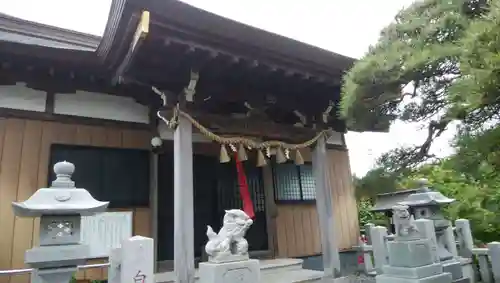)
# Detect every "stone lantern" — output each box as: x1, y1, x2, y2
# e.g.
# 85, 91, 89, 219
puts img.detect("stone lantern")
11, 161, 109, 283
399, 178, 468, 283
